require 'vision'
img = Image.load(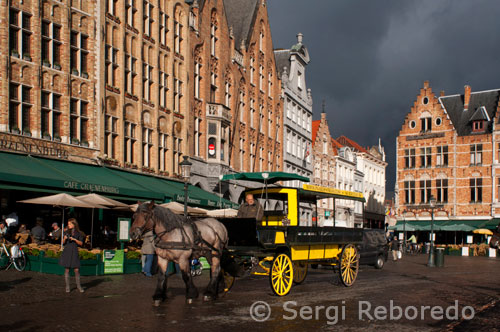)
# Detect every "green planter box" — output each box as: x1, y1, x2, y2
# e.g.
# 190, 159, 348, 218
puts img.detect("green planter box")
447, 249, 461, 256
124, 258, 141, 274
0, 255, 9, 267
